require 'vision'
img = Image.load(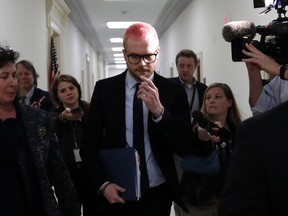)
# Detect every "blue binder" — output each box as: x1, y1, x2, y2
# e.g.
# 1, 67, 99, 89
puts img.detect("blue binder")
98, 147, 140, 201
